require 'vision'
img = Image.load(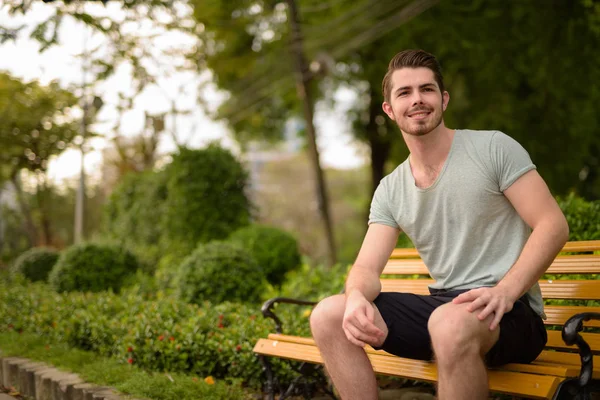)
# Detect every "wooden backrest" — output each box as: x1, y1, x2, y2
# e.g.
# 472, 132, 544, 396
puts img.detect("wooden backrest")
381, 240, 600, 353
